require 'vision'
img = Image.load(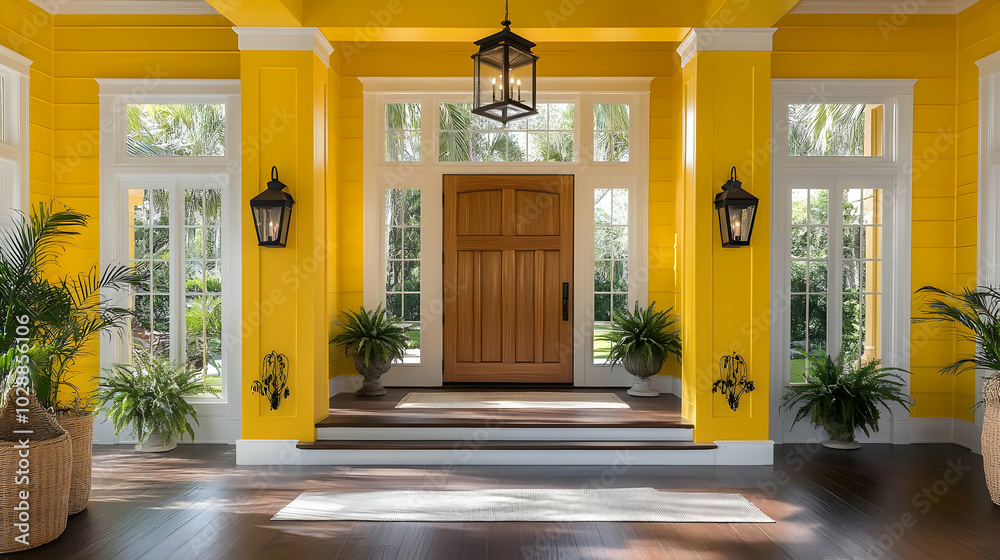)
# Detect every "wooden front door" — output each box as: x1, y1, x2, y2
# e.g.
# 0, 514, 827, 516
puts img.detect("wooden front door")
443, 175, 574, 383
